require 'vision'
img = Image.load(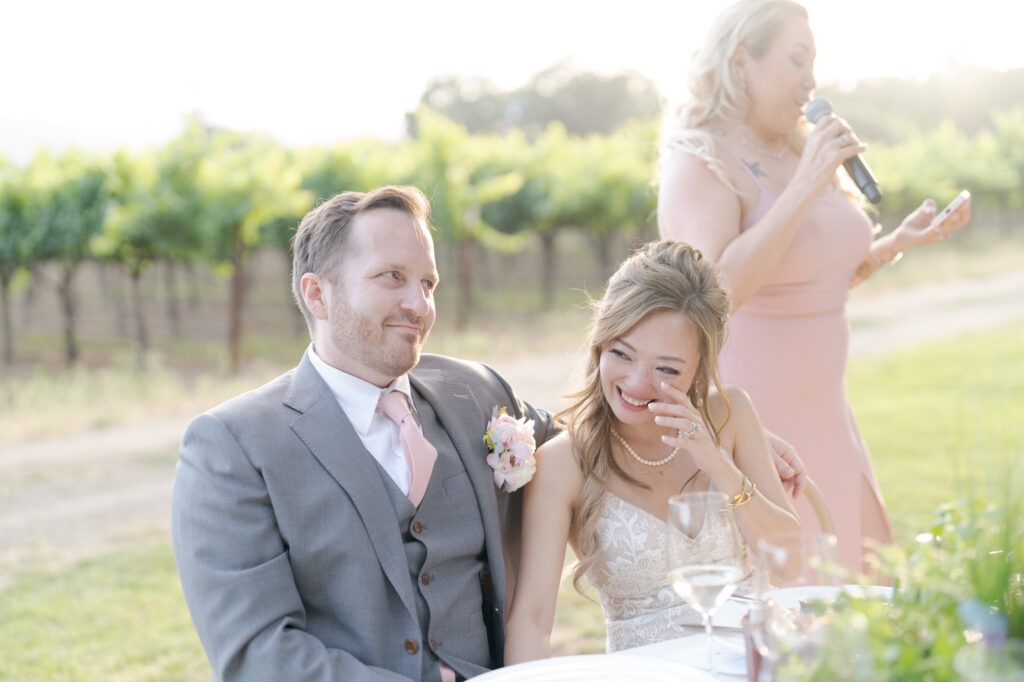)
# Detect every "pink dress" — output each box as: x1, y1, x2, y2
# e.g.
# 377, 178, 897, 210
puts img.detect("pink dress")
718, 174, 894, 572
